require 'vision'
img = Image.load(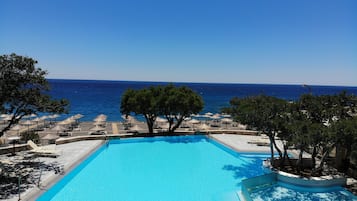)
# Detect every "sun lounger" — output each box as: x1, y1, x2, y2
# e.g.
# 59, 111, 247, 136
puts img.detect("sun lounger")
247, 140, 270, 146
27, 140, 60, 157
